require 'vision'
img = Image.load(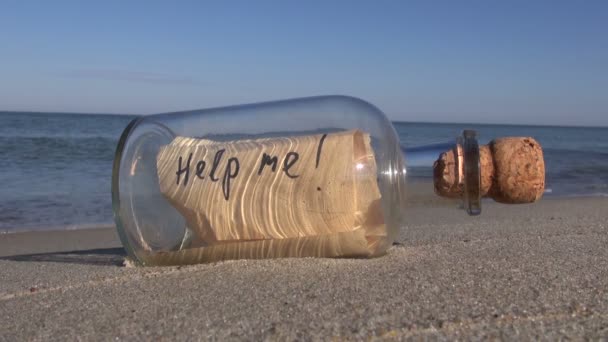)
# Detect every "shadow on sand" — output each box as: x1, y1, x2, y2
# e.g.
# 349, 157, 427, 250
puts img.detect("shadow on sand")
1, 248, 127, 266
